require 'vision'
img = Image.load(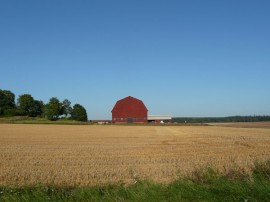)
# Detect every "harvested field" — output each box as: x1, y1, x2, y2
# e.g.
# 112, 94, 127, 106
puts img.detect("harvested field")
208, 121, 270, 128
0, 124, 270, 186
